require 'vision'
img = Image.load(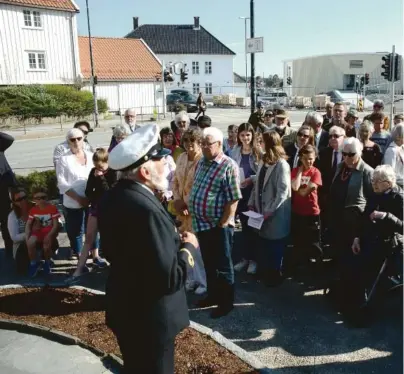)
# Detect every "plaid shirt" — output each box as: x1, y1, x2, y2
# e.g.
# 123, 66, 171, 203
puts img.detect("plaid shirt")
189, 153, 242, 232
